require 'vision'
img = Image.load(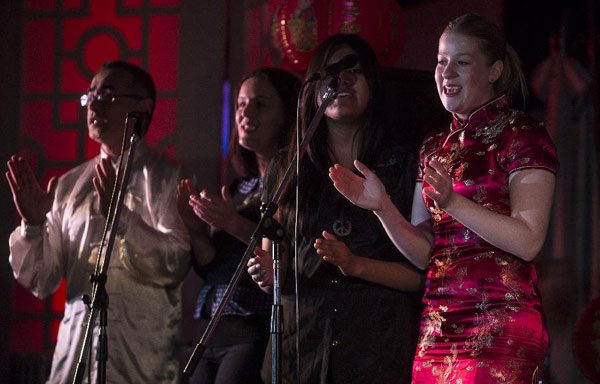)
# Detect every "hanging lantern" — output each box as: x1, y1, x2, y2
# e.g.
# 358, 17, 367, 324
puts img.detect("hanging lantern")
270, 0, 406, 73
